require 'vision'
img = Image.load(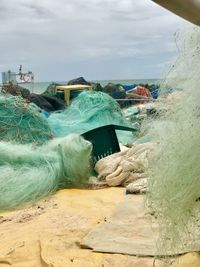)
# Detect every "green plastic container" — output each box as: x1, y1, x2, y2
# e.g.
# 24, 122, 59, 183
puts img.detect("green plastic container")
82, 124, 137, 165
